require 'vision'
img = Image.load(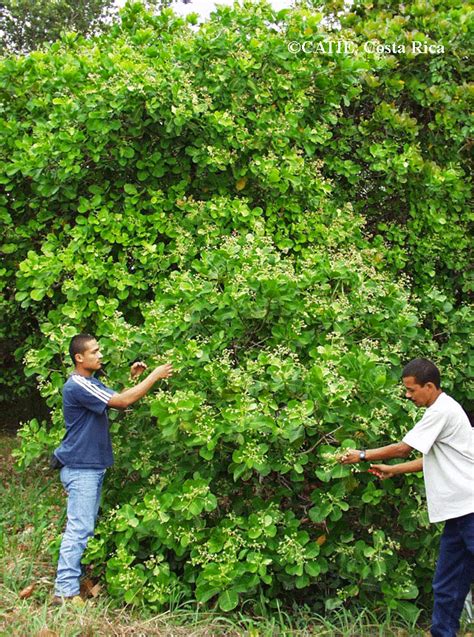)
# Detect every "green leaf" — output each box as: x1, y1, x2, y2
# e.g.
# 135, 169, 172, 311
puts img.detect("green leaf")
218, 589, 239, 612
30, 289, 45, 301
305, 561, 321, 577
